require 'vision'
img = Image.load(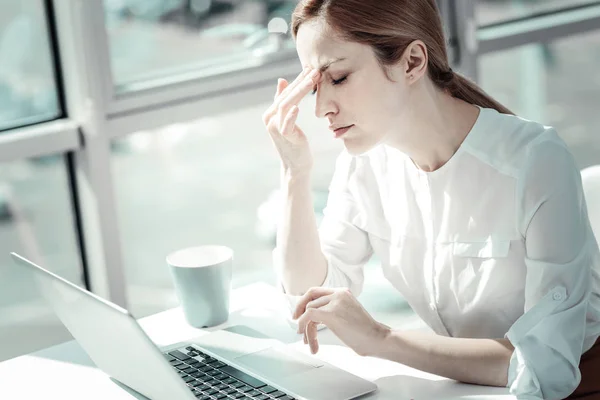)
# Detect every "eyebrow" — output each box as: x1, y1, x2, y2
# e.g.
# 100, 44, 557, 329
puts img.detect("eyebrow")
318, 57, 347, 73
